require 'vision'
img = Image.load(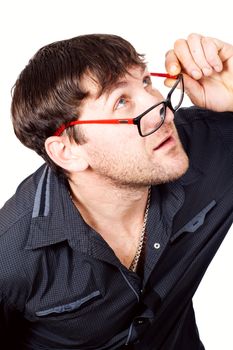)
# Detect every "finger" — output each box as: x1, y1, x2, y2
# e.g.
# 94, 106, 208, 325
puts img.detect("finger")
212, 37, 233, 63
219, 46, 233, 67
187, 33, 213, 76
165, 49, 182, 75
201, 37, 223, 72
173, 38, 203, 80
164, 74, 206, 108
182, 74, 205, 107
